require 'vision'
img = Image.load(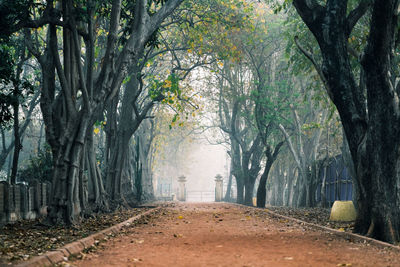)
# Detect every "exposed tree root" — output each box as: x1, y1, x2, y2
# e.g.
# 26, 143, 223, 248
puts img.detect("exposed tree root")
366, 219, 375, 237
387, 217, 397, 244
